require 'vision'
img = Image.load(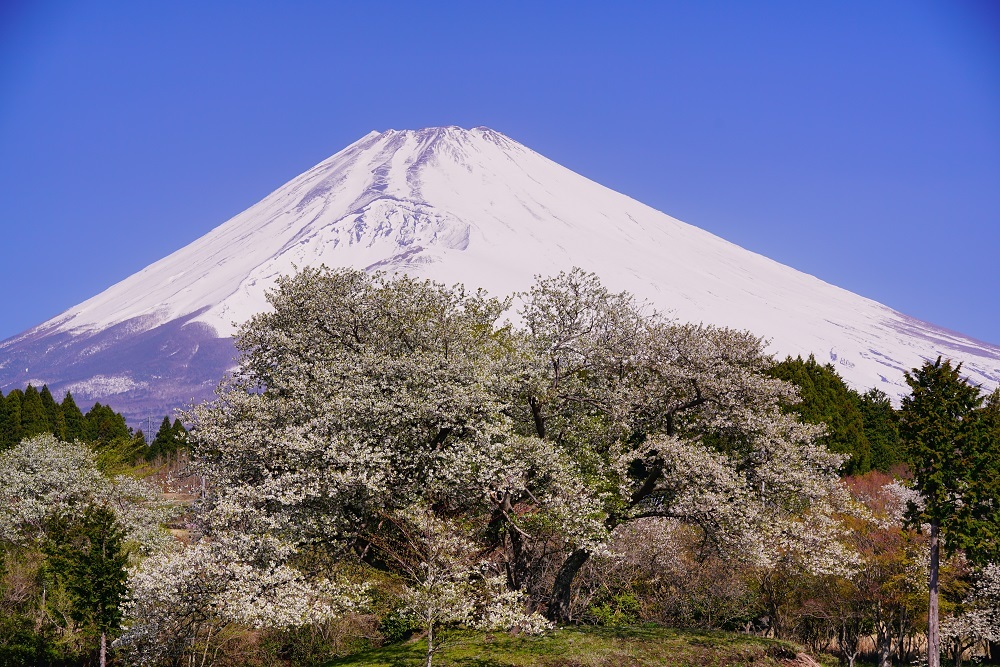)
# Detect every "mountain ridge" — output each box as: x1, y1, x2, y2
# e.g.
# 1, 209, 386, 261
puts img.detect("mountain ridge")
2, 126, 997, 421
